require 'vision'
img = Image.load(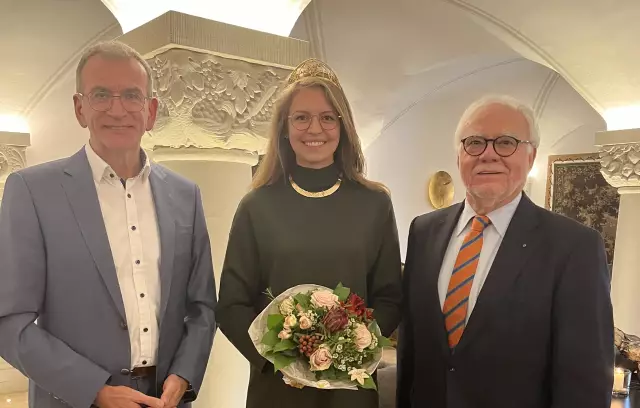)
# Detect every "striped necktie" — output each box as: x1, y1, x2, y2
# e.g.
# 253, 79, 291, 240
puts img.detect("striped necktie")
443, 215, 491, 349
